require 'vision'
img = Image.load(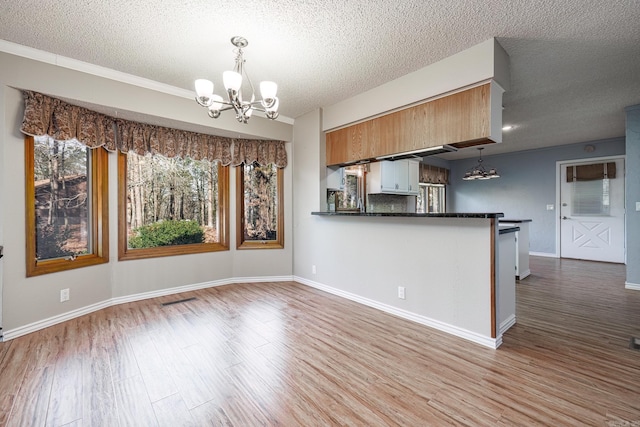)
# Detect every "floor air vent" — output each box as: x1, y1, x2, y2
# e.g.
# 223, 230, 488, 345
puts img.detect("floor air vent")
161, 297, 197, 306
630, 337, 640, 351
